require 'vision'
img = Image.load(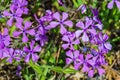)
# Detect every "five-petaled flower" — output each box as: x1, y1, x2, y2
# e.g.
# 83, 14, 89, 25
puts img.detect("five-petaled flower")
75, 54, 94, 70
13, 21, 35, 42
88, 61, 105, 77
24, 40, 41, 62
3, 8, 23, 26
11, 0, 28, 14
75, 20, 96, 42
62, 32, 80, 50
66, 49, 80, 70
5, 48, 21, 63
98, 32, 112, 52
48, 12, 73, 34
